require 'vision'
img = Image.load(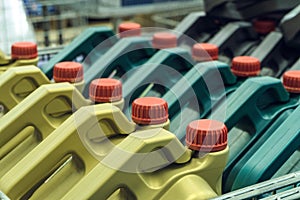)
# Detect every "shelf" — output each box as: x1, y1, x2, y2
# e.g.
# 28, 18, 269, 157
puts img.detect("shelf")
87, 0, 203, 18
